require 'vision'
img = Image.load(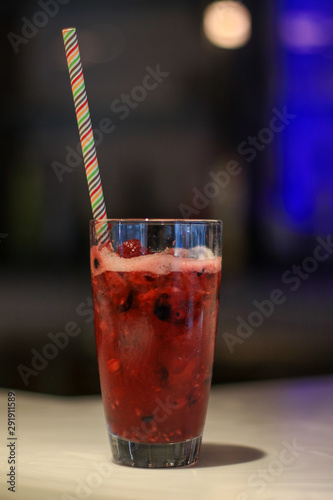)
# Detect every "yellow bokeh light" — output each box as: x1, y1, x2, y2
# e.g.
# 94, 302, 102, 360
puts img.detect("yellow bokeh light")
203, 1, 252, 49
